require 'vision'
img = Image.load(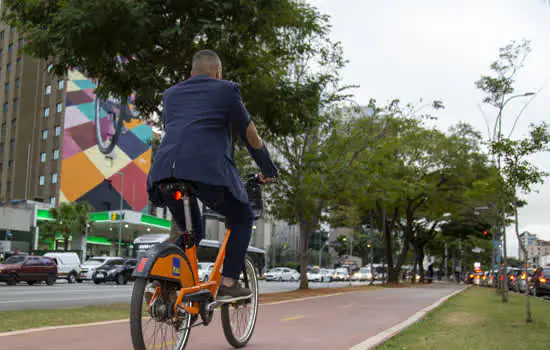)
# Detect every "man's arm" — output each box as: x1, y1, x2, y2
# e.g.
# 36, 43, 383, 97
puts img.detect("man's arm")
225, 82, 278, 178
